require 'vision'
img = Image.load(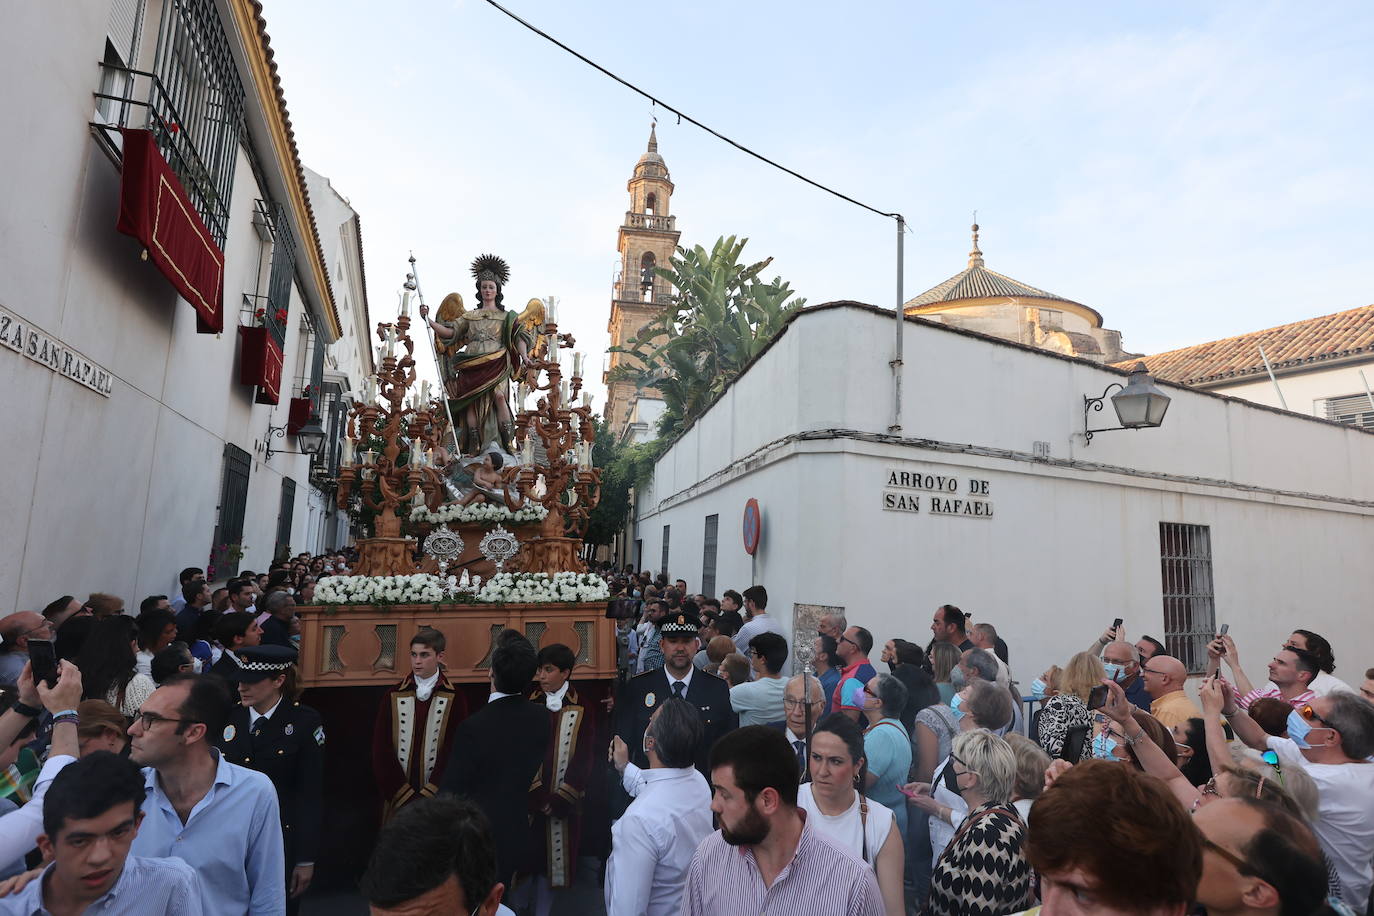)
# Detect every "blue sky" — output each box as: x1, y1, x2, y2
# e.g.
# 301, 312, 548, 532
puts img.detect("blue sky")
264, 0, 1373, 401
